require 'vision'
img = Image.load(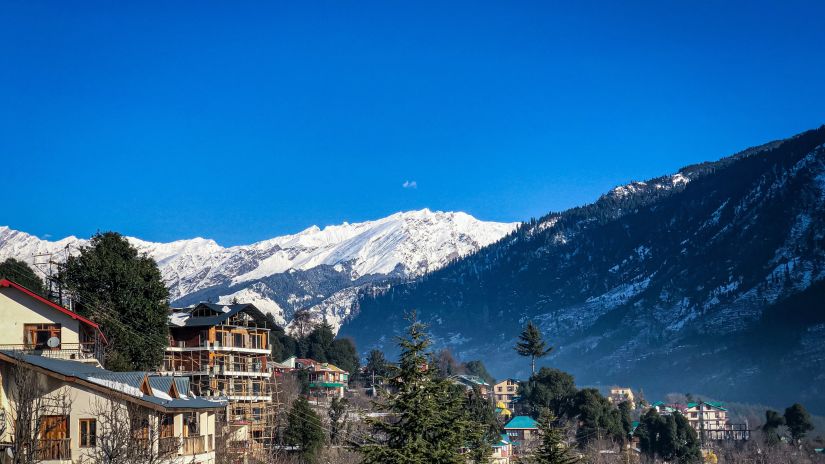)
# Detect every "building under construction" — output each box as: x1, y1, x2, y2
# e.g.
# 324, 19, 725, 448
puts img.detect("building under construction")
161, 302, 280, 461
